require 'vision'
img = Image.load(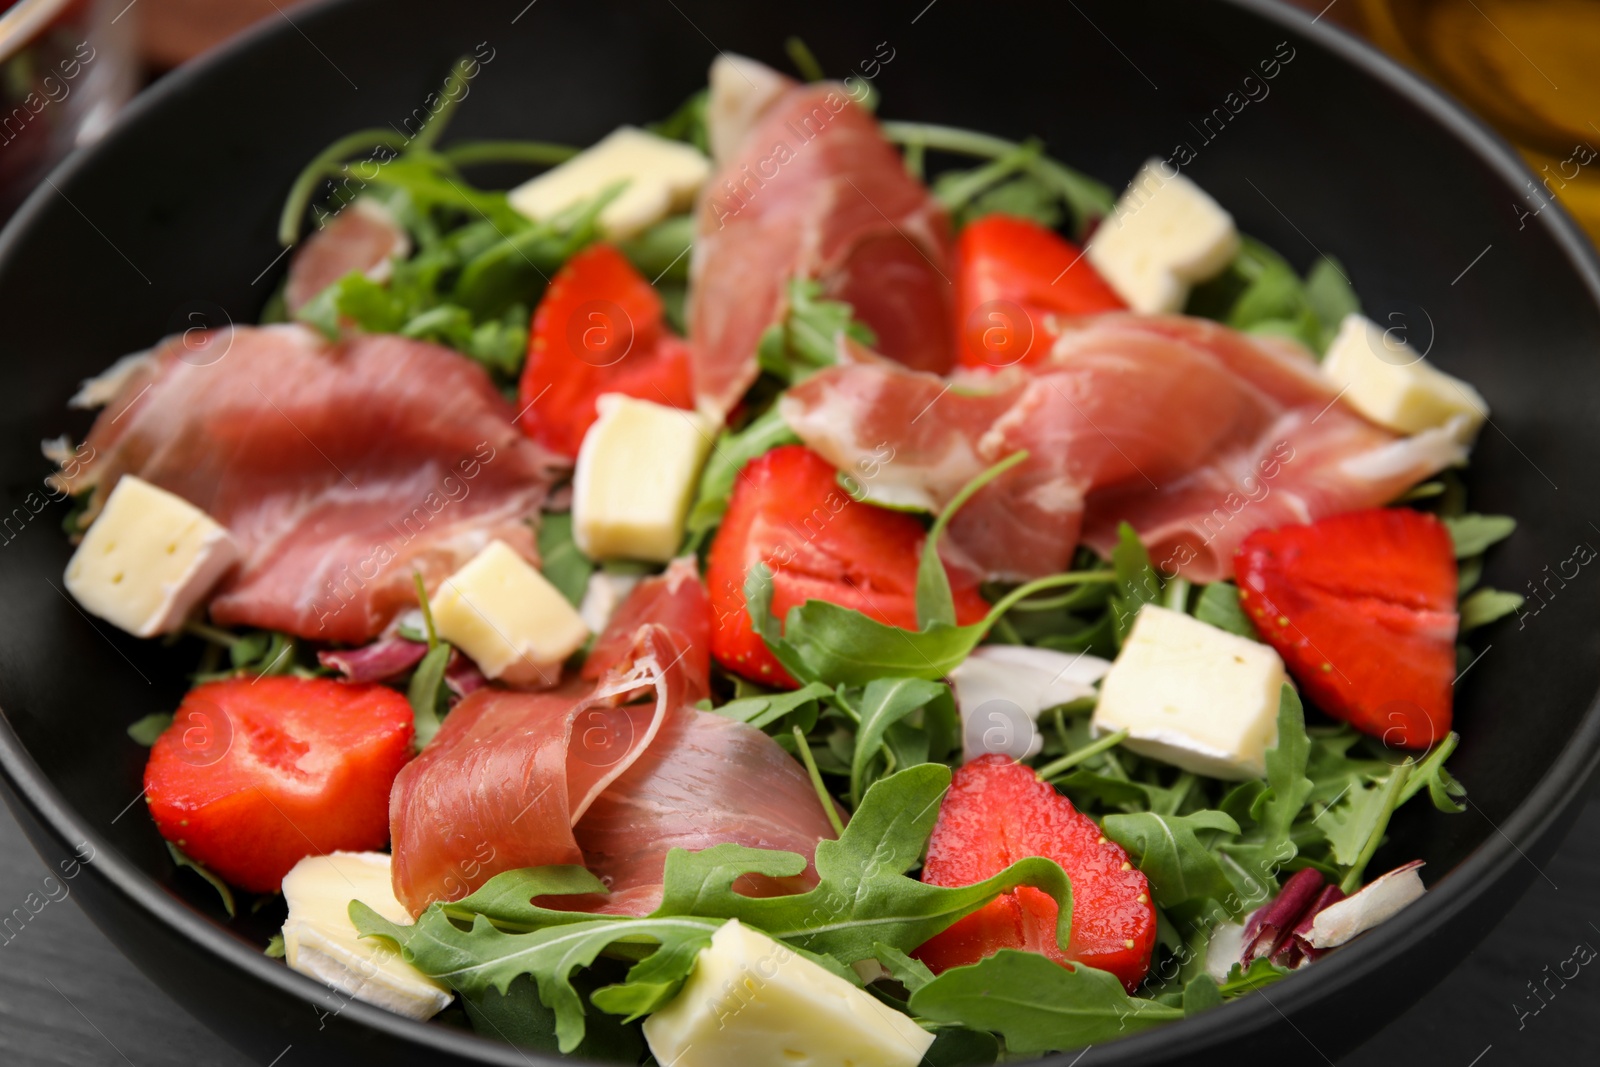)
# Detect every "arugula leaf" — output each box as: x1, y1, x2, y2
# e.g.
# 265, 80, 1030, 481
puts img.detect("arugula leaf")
1218, 686, 1314, 898
711, 681, 833, 734
1460, 587, 1524, 631
1218, 956, 1289, 997
1338, 757, 1413, 893
1305, 256, 1359, 346
1444, 513, 1516, 558
683, 406, 800, 541
648, 87, 710, 154
848, 677, 954, 806
910, 950, 1182, 1052
1186, 239, 1357, 355
1109, 523, 1161, 644
408, 644, 451, 751
1182, 974, 1225, 1015
356, 901, 718, 1053
460, 974, 644, 1061
1400, 732, 1466, 813
1315, 770, 1396, 866
617, 214, 694, 283
264, 933, 286, 958
757, 279, 876, 385
648, 764, 1072, 963
871, 942, 937, 993
1192, 581, 1256, 639
127, 713, 172, 746
167, 842, 236, 919
536, 512, 595, 608
1101, 810, 1241, 908
924, 1028, 1003, 1067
